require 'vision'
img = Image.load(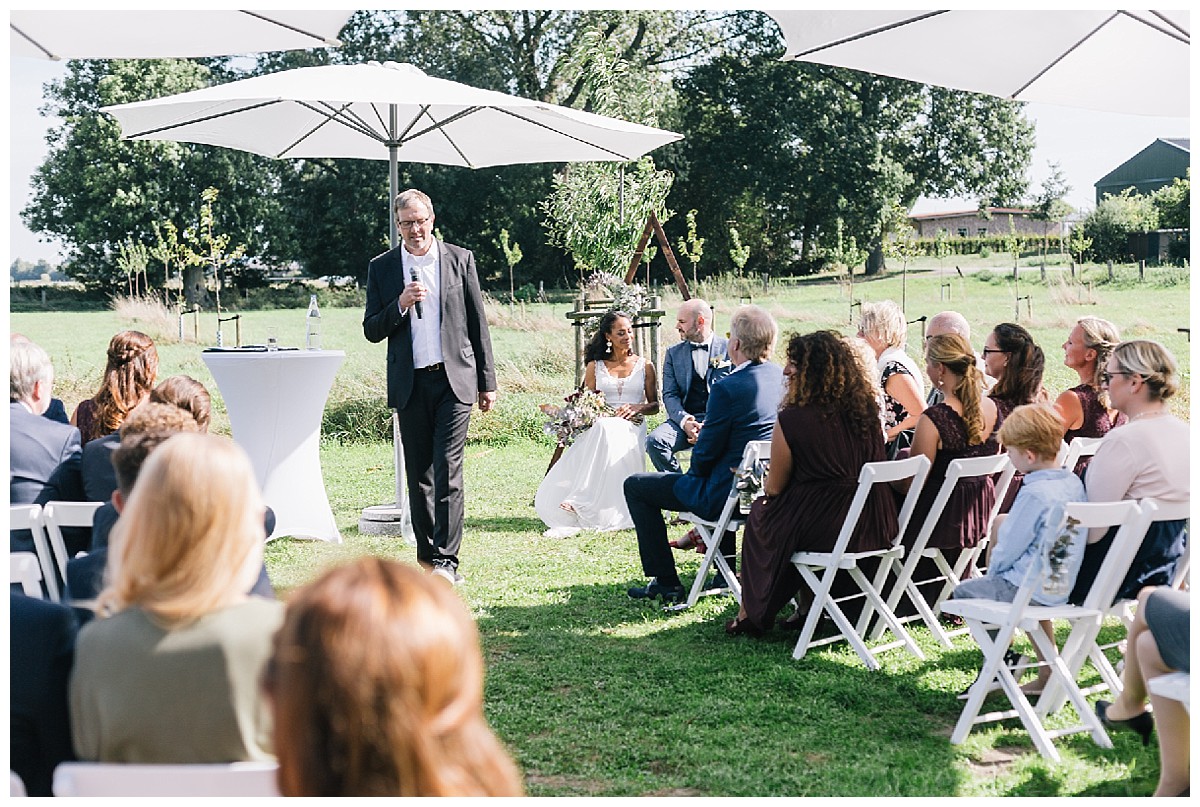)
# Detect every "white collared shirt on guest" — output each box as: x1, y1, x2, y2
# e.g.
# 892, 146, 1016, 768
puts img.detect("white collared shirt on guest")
399, 239, 444, 368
